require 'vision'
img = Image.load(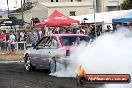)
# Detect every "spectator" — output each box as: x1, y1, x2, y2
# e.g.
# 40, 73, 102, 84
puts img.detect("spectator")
52, 27, 59, 34
105, 25, 111, 32
0, 31, 6, 51
20, 31, 25, 42
18, 31, 25, 50
89, 25, 96, 39
77, 28, 80, 34
47, 28, 53, 35
59, 27, 65, 34
29, 30, 38, 46
116, 24, 121, 30
0, 30, 1, 50
31, 17, 35, 26
8, 31, 16, 52
66, 27, 72, 34
36, 30, 41, 41
0, 31, 6, 41
80, 26, 85, 34
35, 17, 40, 23
73, 28, 78, 34
40, 28, 45, 39
96, 25, 102, 36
